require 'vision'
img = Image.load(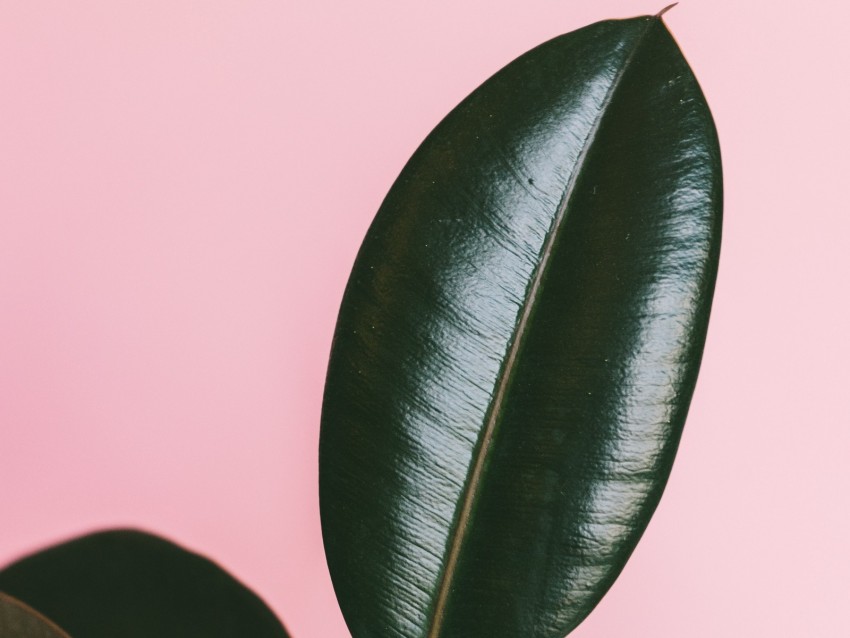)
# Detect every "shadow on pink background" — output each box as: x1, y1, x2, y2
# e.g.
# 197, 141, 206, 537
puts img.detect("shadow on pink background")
1, 2, 847, 636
